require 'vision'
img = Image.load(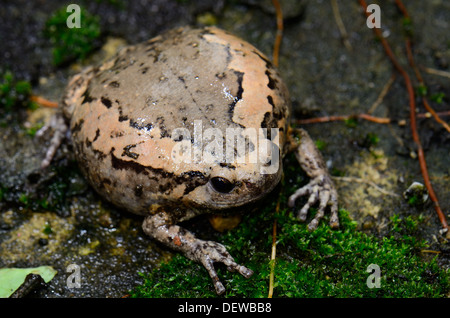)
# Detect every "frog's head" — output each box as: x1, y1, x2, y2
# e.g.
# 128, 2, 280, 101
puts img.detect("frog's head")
184, 155, 283, 211
173, 121, 286, 211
